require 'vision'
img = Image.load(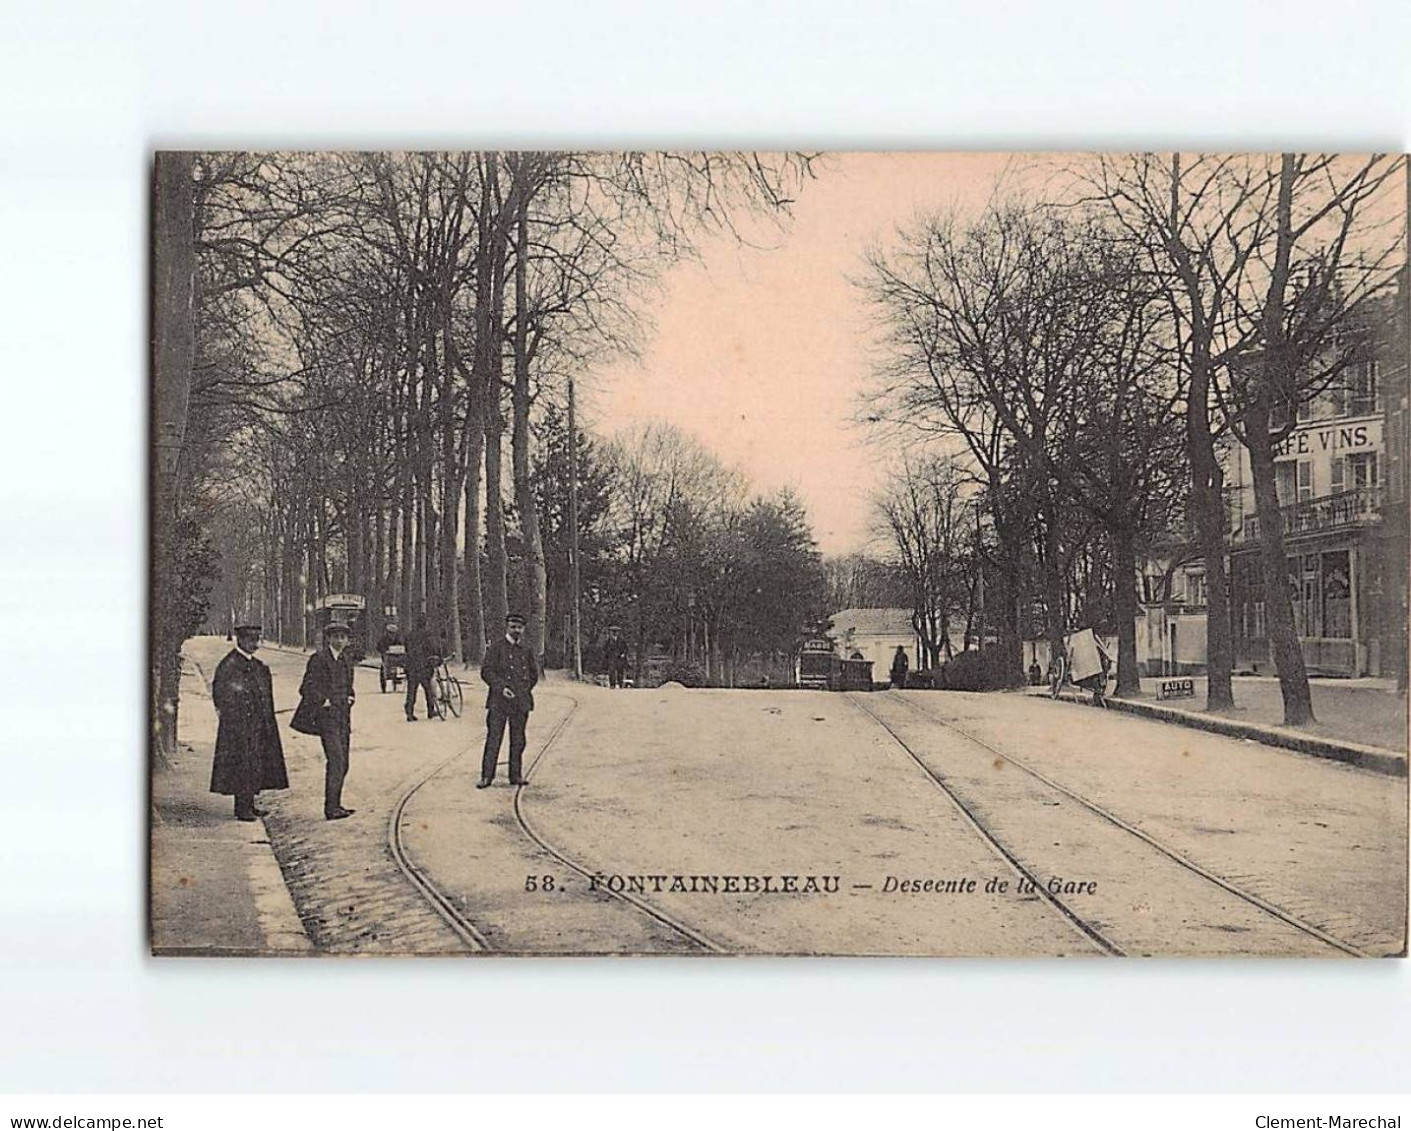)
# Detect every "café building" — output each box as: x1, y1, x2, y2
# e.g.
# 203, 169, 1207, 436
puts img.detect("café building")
1227, 345, 1401, 677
